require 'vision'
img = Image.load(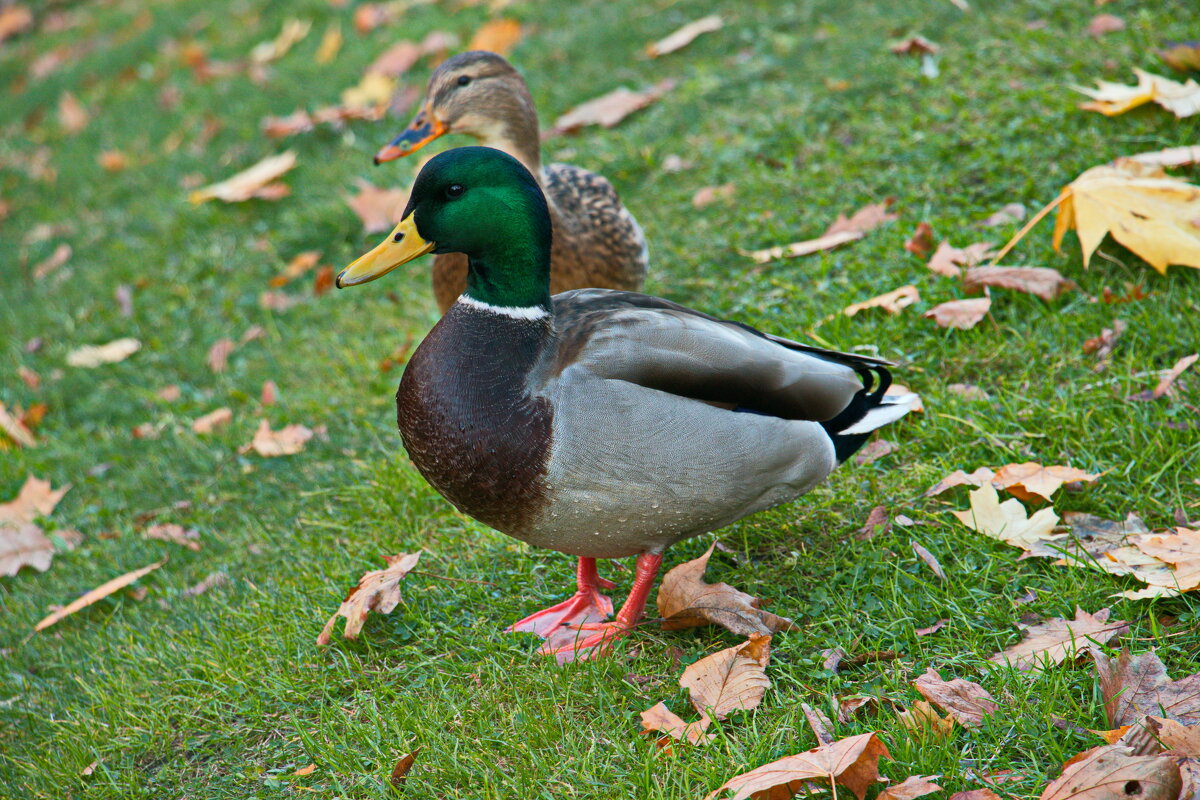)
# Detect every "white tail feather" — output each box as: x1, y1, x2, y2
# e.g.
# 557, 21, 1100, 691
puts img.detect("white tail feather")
838, 392, 919, 436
